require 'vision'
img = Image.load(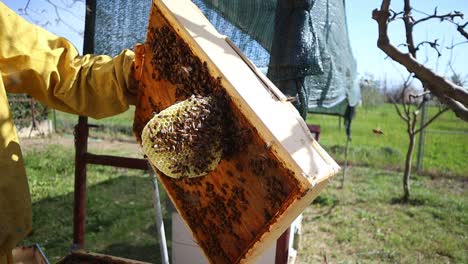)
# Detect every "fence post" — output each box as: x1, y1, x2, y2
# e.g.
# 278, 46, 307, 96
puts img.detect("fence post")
28, 98, 37, 138
73, 116, 89, 249
416, 101, 427, 172
53, 109, 57, 132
